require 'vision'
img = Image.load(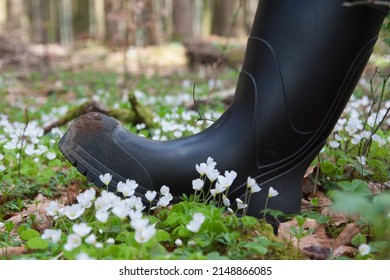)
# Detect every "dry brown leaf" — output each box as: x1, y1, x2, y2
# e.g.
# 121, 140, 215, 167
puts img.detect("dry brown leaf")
304, 166, 316, 178
321, 207, 346, 225
333, 245, 357, 258
26, 194, 53, 232
302, 246, 331, 260
368, 182, 389, 194
315, 223, 334, 248
302, 178, 317, 197
309, 190, 332, 208
332, 223, 361, 250
321, 207, 360, 226
301, 198, 312, 211
302, 166, 318, 196
26, 194, 51, 213
279, 218, 320, 249
296, 235, 322, 250
61, 182, 81, 205
0, 246, 29, 257
6, 194, 53, 234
